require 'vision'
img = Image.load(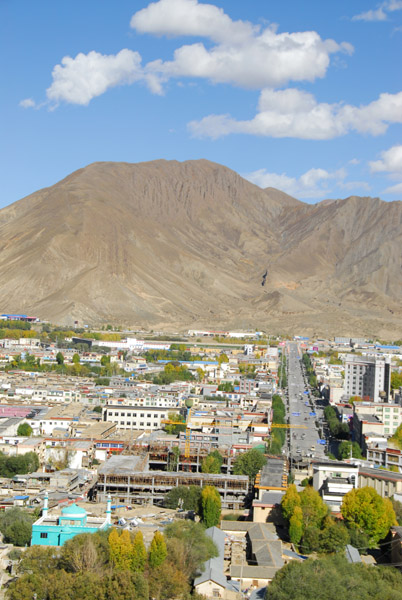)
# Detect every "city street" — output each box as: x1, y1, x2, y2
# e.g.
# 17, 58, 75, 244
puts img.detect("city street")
284, 343, 327, 465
